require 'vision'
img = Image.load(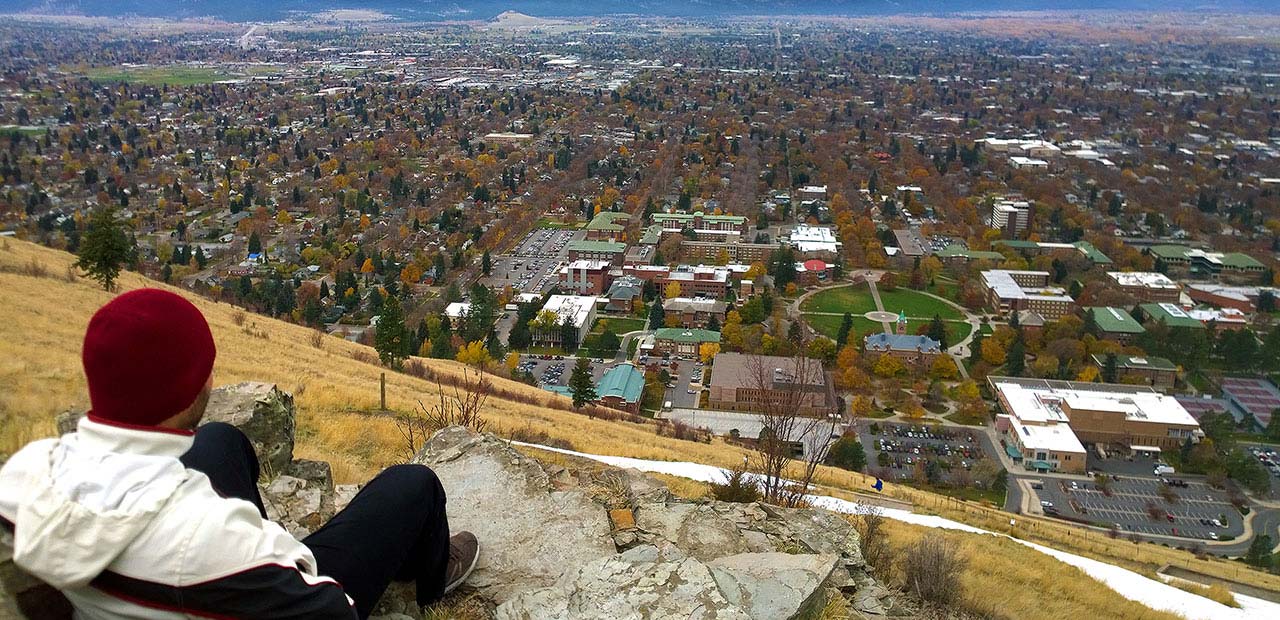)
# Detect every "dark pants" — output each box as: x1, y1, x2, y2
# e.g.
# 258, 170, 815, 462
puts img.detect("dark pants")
181, 423, 450, 619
